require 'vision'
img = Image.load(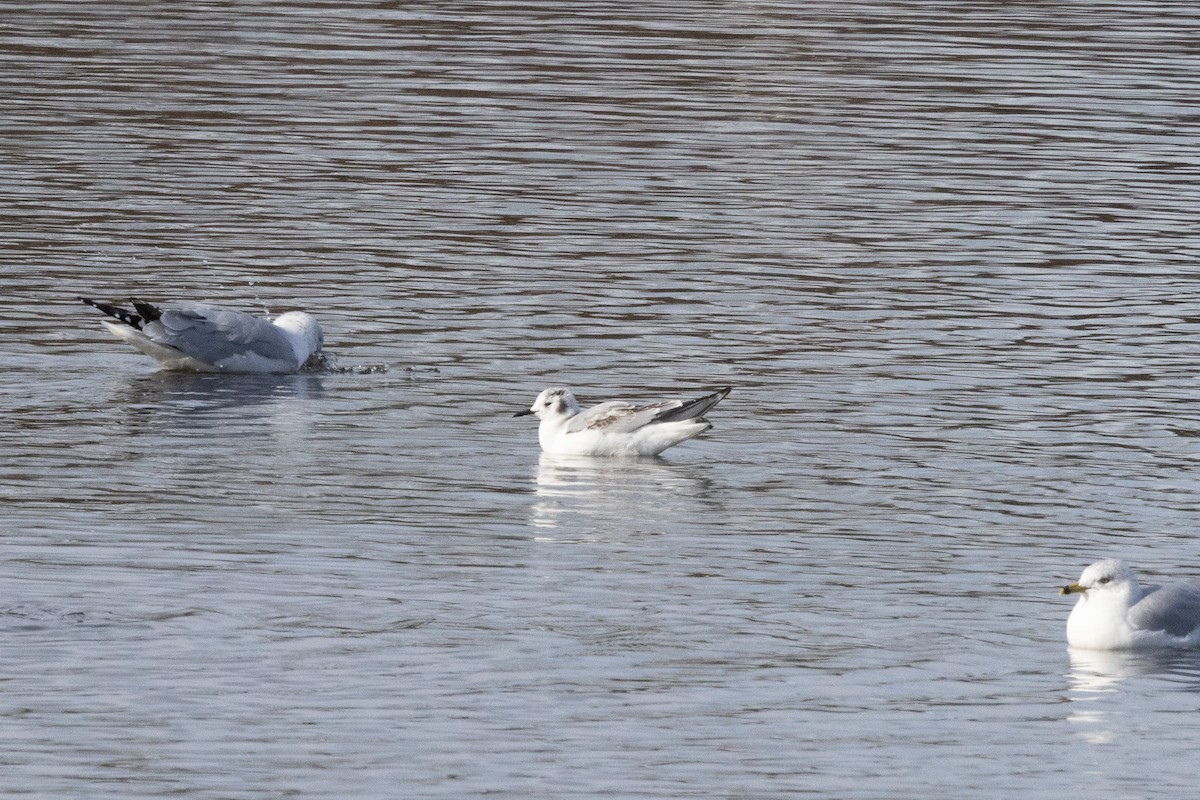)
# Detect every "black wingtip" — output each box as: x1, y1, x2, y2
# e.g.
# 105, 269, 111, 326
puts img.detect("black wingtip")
129, 298, 163, 323
80, 297, 145, 329
701, 386, 733, 404
651, 386, 733, 424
